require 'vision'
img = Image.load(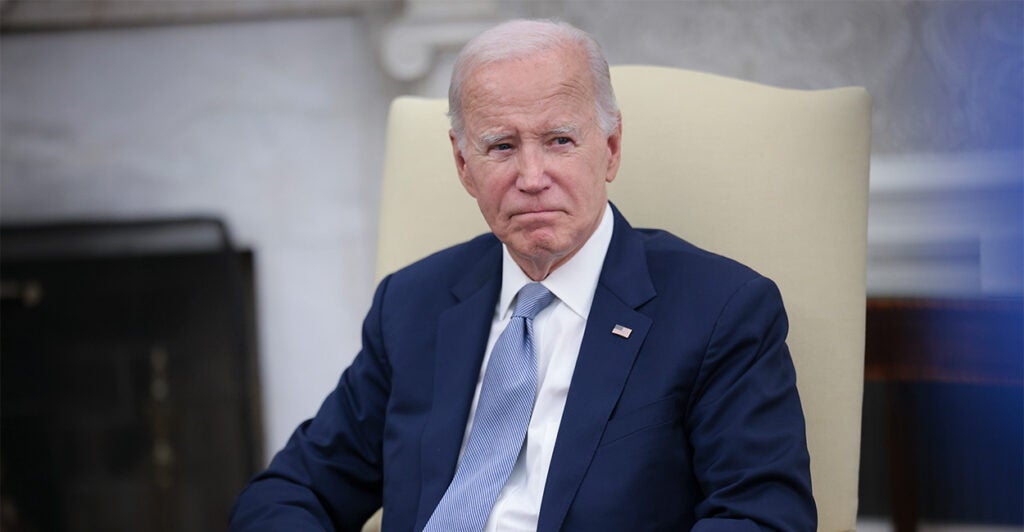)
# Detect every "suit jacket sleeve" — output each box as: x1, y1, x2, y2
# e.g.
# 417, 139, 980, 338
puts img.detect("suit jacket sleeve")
229, 276, 394, 532
686, 275, 816, 531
